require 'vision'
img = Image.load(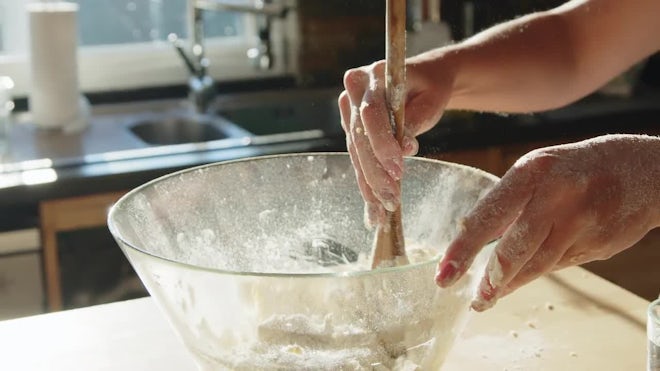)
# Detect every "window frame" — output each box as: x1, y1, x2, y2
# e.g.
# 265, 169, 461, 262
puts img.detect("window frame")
0, 8, 298, 97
